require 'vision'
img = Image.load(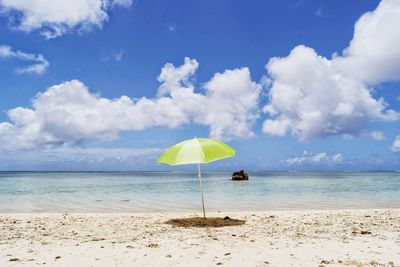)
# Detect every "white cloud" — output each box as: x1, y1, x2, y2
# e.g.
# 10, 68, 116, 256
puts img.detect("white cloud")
392, 135, 400, 152
157, 57, 261, 139
199, 67, 261, 139
263, 45, 398, 140
286, 150, 343, 165
168, 25, 177, 32
262, 0, 400, 141
157, 57, 199, 97
0, 57, 261, 151
368, 153, 384, 164
2, 147, 162, 163
0, 146, 162, 170
0, 44, 49, 75
0, 0, 132, 39
334, 0, 400, 83
369, 131, 386, 141
108, 0, 132, 8
315, 7, 324, 18
102, 49, 124, 62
